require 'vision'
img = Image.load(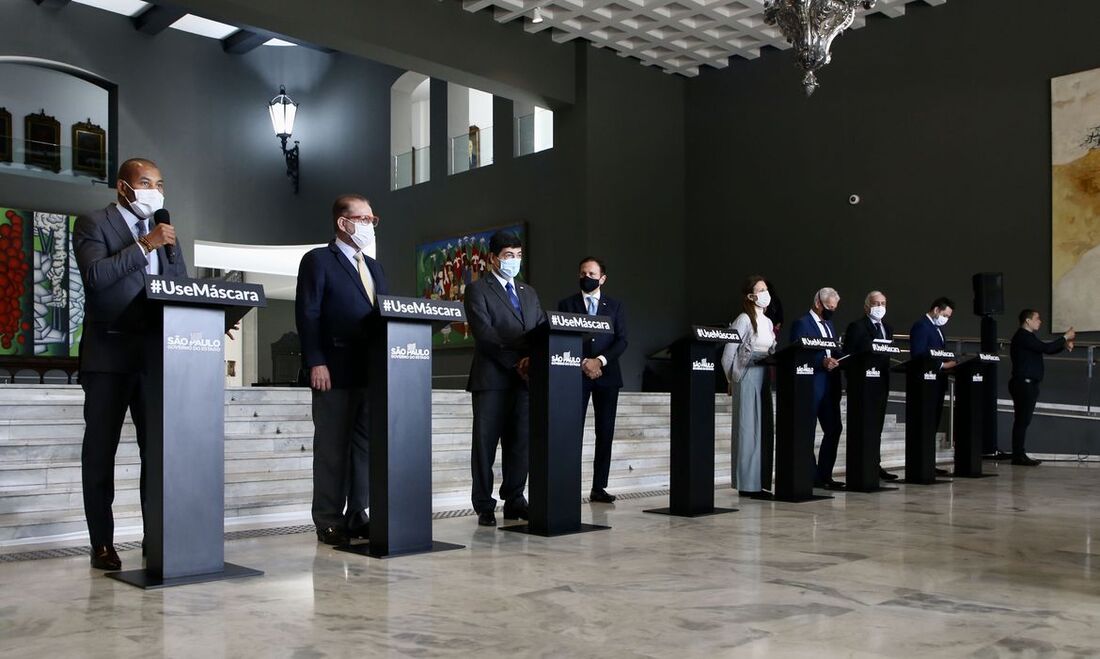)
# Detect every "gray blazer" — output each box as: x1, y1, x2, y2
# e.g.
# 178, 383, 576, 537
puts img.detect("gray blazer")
74, 204, 189, 373
464, 274, 546, 391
